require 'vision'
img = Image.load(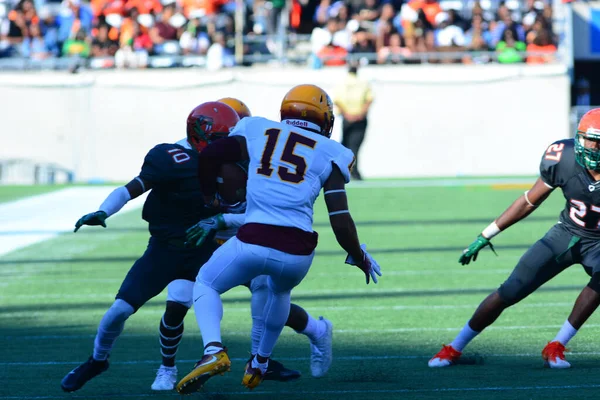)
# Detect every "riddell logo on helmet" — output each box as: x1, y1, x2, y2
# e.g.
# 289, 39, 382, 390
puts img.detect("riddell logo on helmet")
285, 119, 309, 127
